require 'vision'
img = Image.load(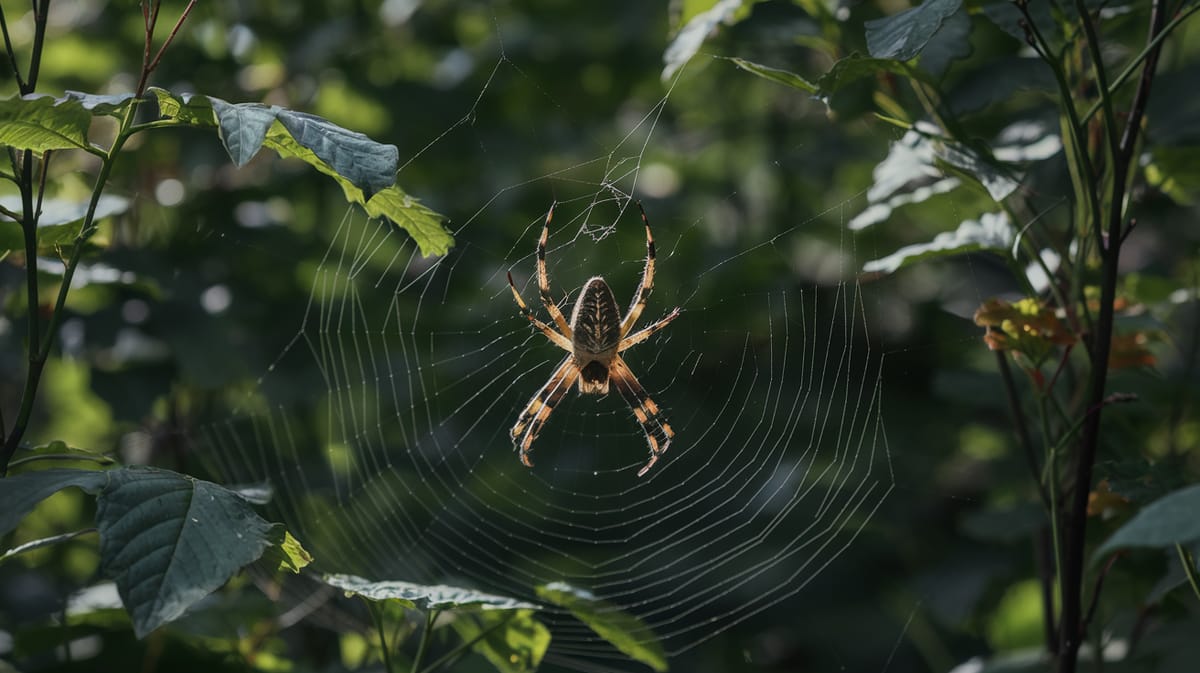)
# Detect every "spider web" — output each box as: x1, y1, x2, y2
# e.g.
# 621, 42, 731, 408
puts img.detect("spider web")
199, 36, 892, 670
